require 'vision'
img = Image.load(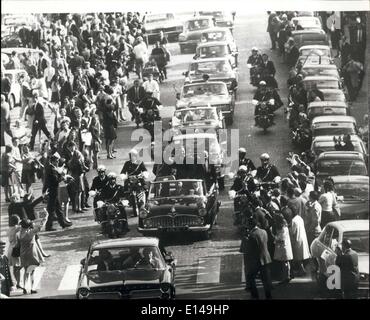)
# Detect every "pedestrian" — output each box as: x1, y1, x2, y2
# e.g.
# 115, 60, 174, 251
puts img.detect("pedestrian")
19, 211, 48, 294
326, 12, 341, 51
132, 36, 148, 78
335, 239, 360, 299
103, 99, 118, 159
304, 191, 322, 246
289, 208, 310, 276
0, 240, 15, 297
6, 215, 22, 290
342, 54, 364, 102
286, 38, 299, 69
267, 12, 279, 50
1, 94, 13, 146
319, 179, 340, 228
286, 187, 306, 218
272, 214, 293, 283
21, 145, 38, 193
348, 15, 366, 63
89, 114, 102, 170
143, 73, 160, 100
240, 217, 272, 299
